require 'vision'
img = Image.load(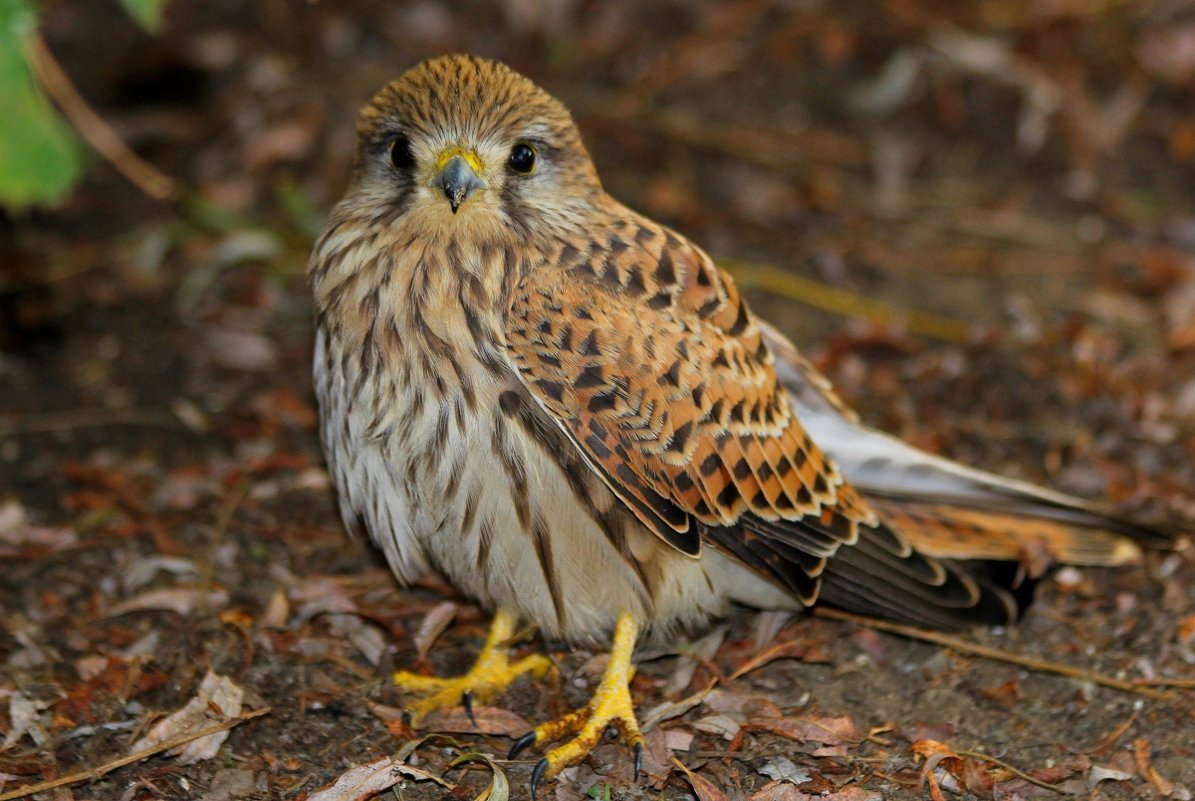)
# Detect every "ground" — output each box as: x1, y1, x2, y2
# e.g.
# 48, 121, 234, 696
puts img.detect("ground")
2, 2, 1195, 800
